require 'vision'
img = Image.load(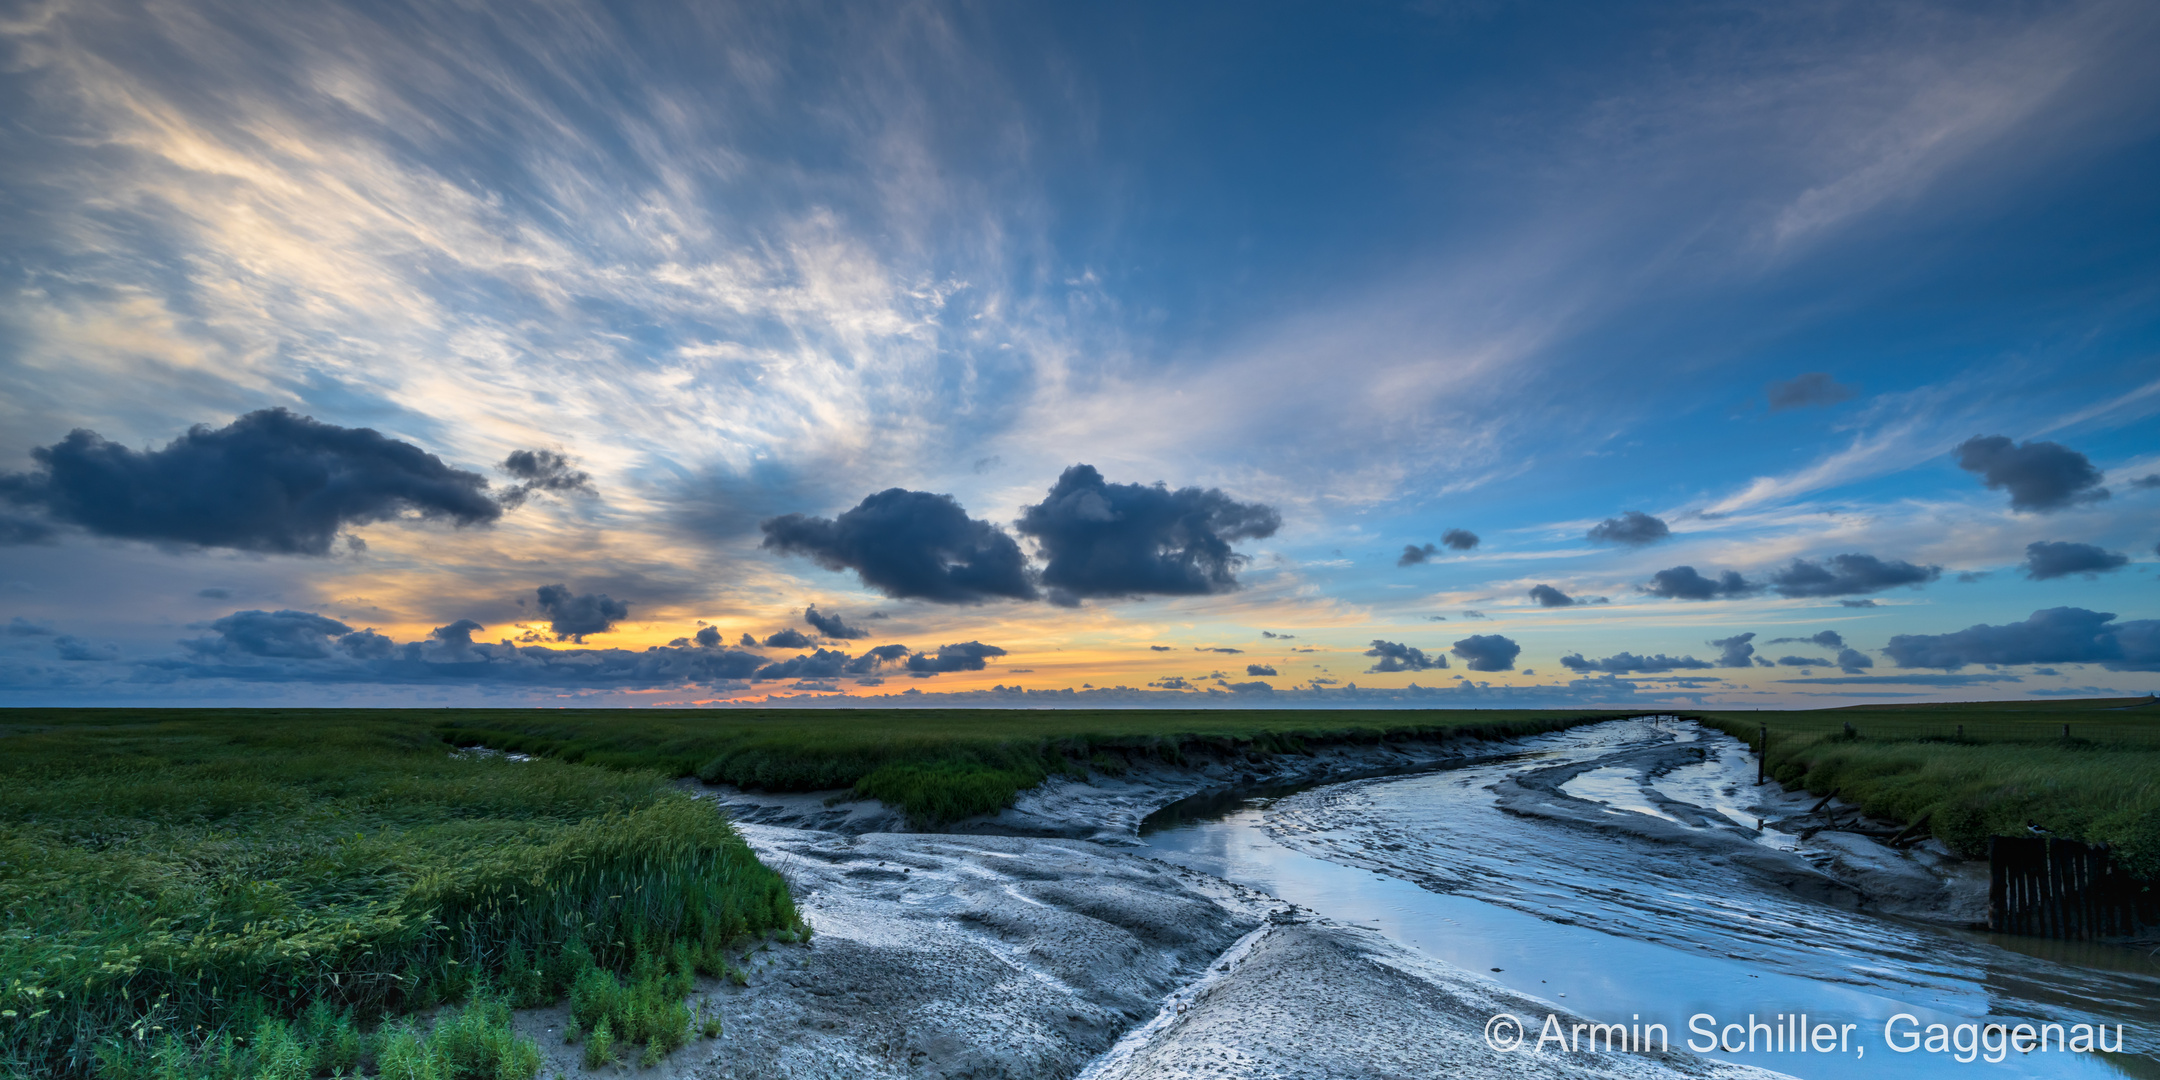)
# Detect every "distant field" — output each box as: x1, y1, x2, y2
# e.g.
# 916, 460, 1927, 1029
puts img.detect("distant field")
1694, 696, 2160, 877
